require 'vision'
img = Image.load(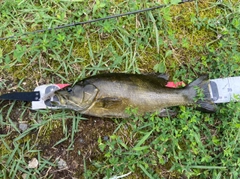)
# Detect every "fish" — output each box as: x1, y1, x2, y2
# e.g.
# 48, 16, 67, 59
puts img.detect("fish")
52, 73, 217, 118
